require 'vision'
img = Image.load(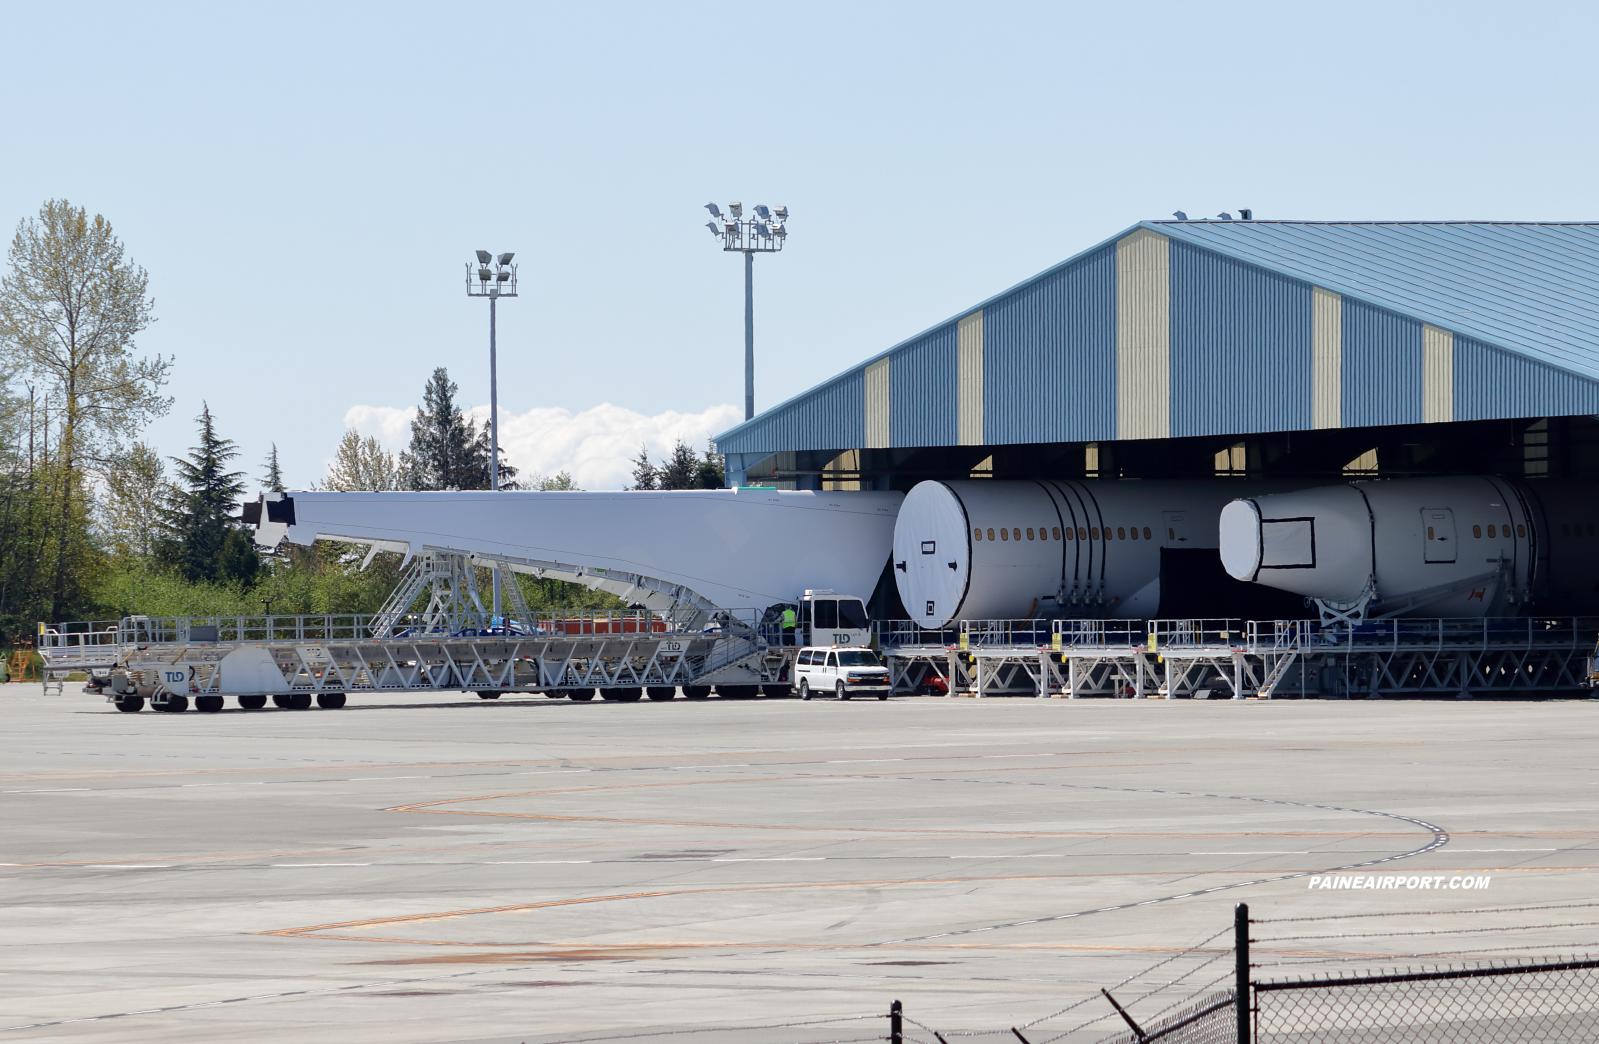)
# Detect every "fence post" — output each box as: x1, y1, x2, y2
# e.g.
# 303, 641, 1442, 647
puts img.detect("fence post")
1235, 902, 1250, 1044
890, 999, 902, 1044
